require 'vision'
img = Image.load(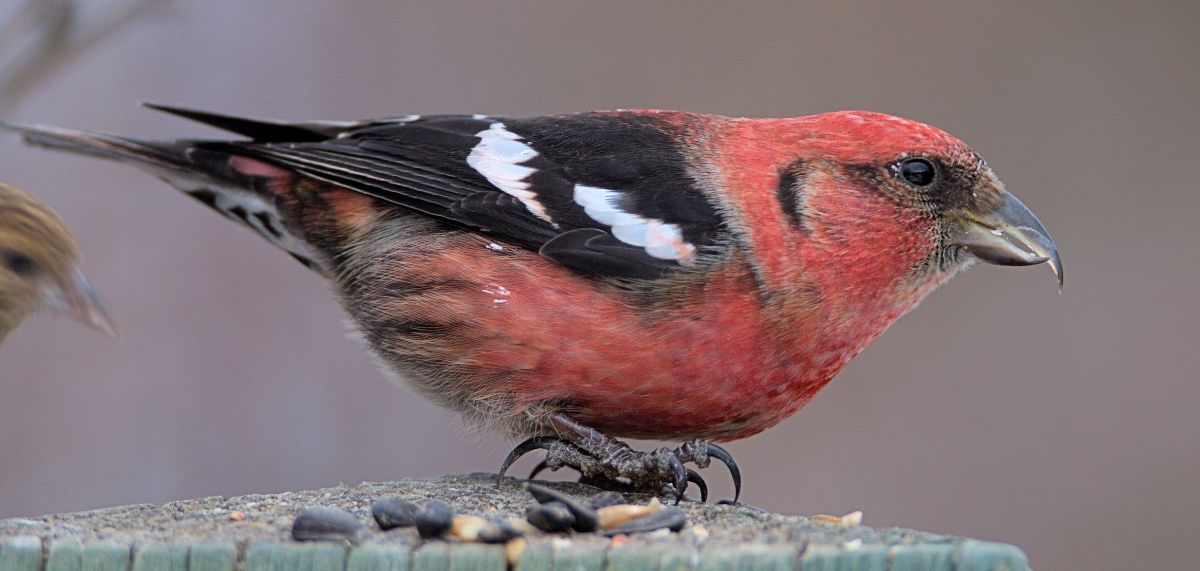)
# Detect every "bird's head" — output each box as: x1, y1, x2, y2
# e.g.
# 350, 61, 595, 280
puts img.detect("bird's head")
756, 112, 1061, 313
0, 183, 115, 342
714, 110, 1062, 357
